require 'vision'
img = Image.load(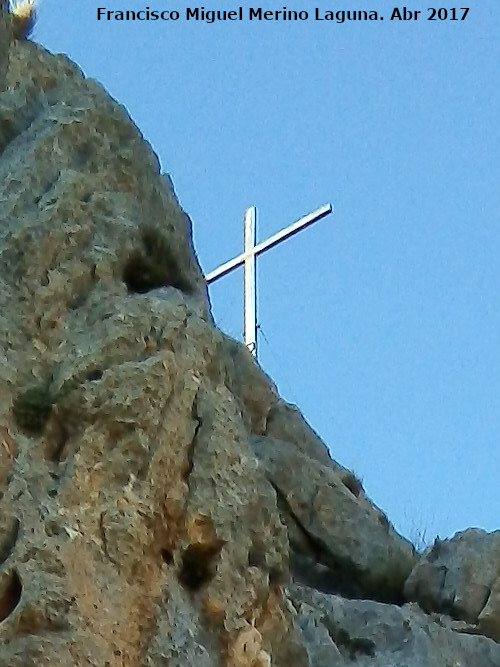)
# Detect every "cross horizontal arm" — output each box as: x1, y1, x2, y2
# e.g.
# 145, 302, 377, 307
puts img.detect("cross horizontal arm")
205, 203, 332, 284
